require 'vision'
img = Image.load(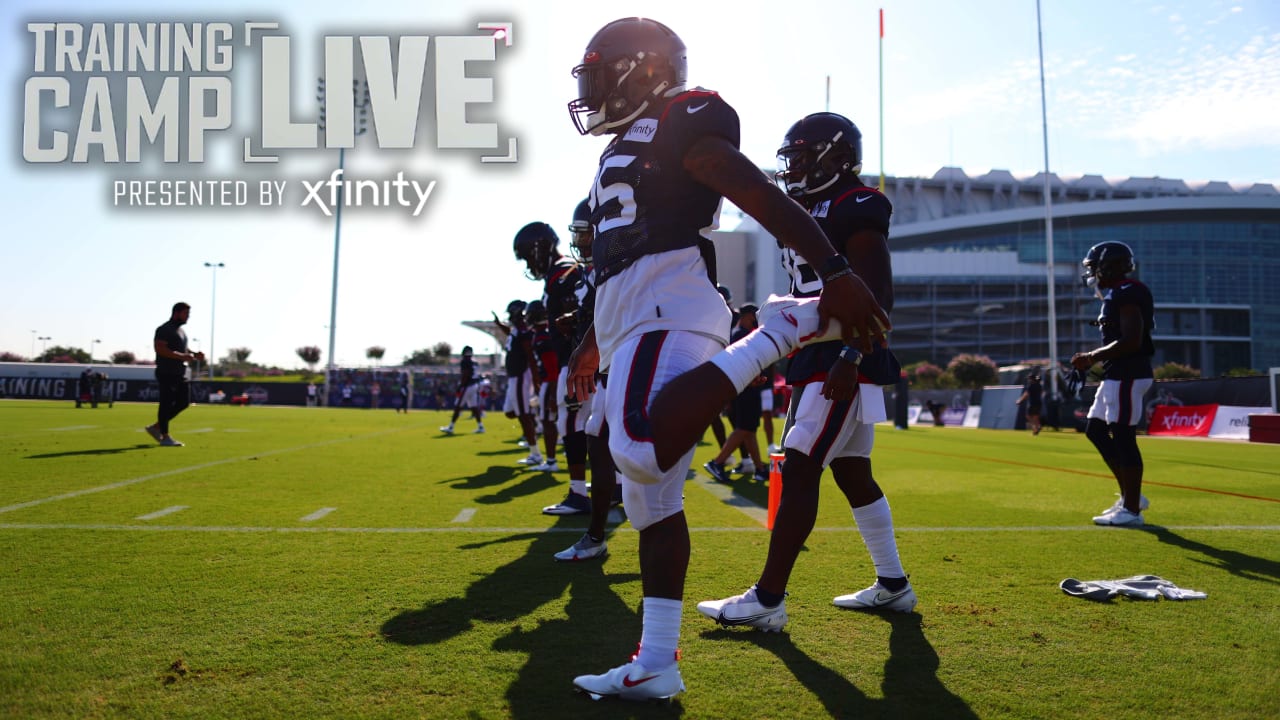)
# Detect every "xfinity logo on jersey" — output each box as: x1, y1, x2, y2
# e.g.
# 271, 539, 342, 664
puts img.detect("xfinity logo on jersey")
20, 20, 516, 216
623, 119, 658, 143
